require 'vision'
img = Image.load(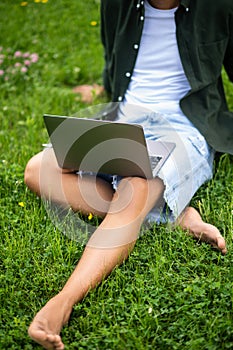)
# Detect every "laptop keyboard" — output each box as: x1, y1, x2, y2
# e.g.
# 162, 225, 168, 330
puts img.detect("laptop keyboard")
149, 155, 162, 170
